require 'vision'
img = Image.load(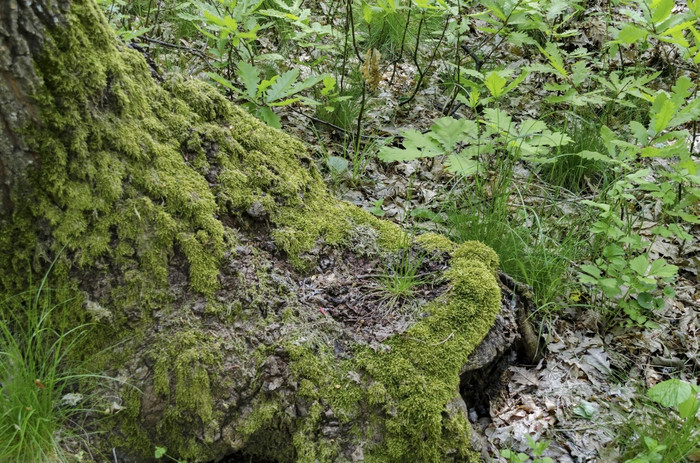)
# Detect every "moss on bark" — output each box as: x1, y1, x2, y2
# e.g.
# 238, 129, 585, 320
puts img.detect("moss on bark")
0, 1, 501, 461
